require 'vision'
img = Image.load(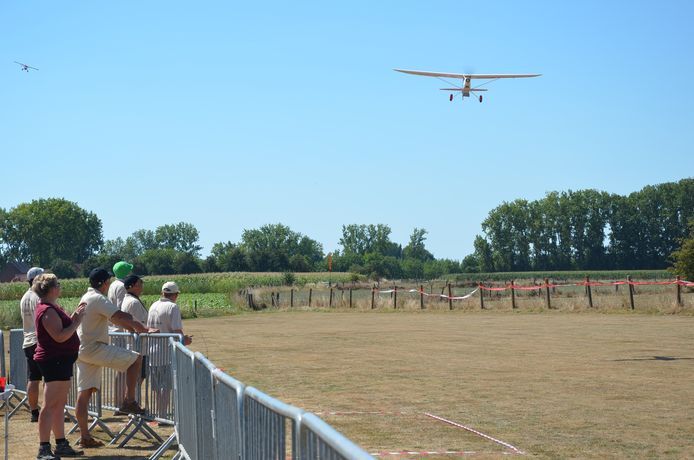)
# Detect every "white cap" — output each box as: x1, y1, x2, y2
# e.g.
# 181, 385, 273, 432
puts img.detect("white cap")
162, 281, 180, 294
27, 267, 44, 282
